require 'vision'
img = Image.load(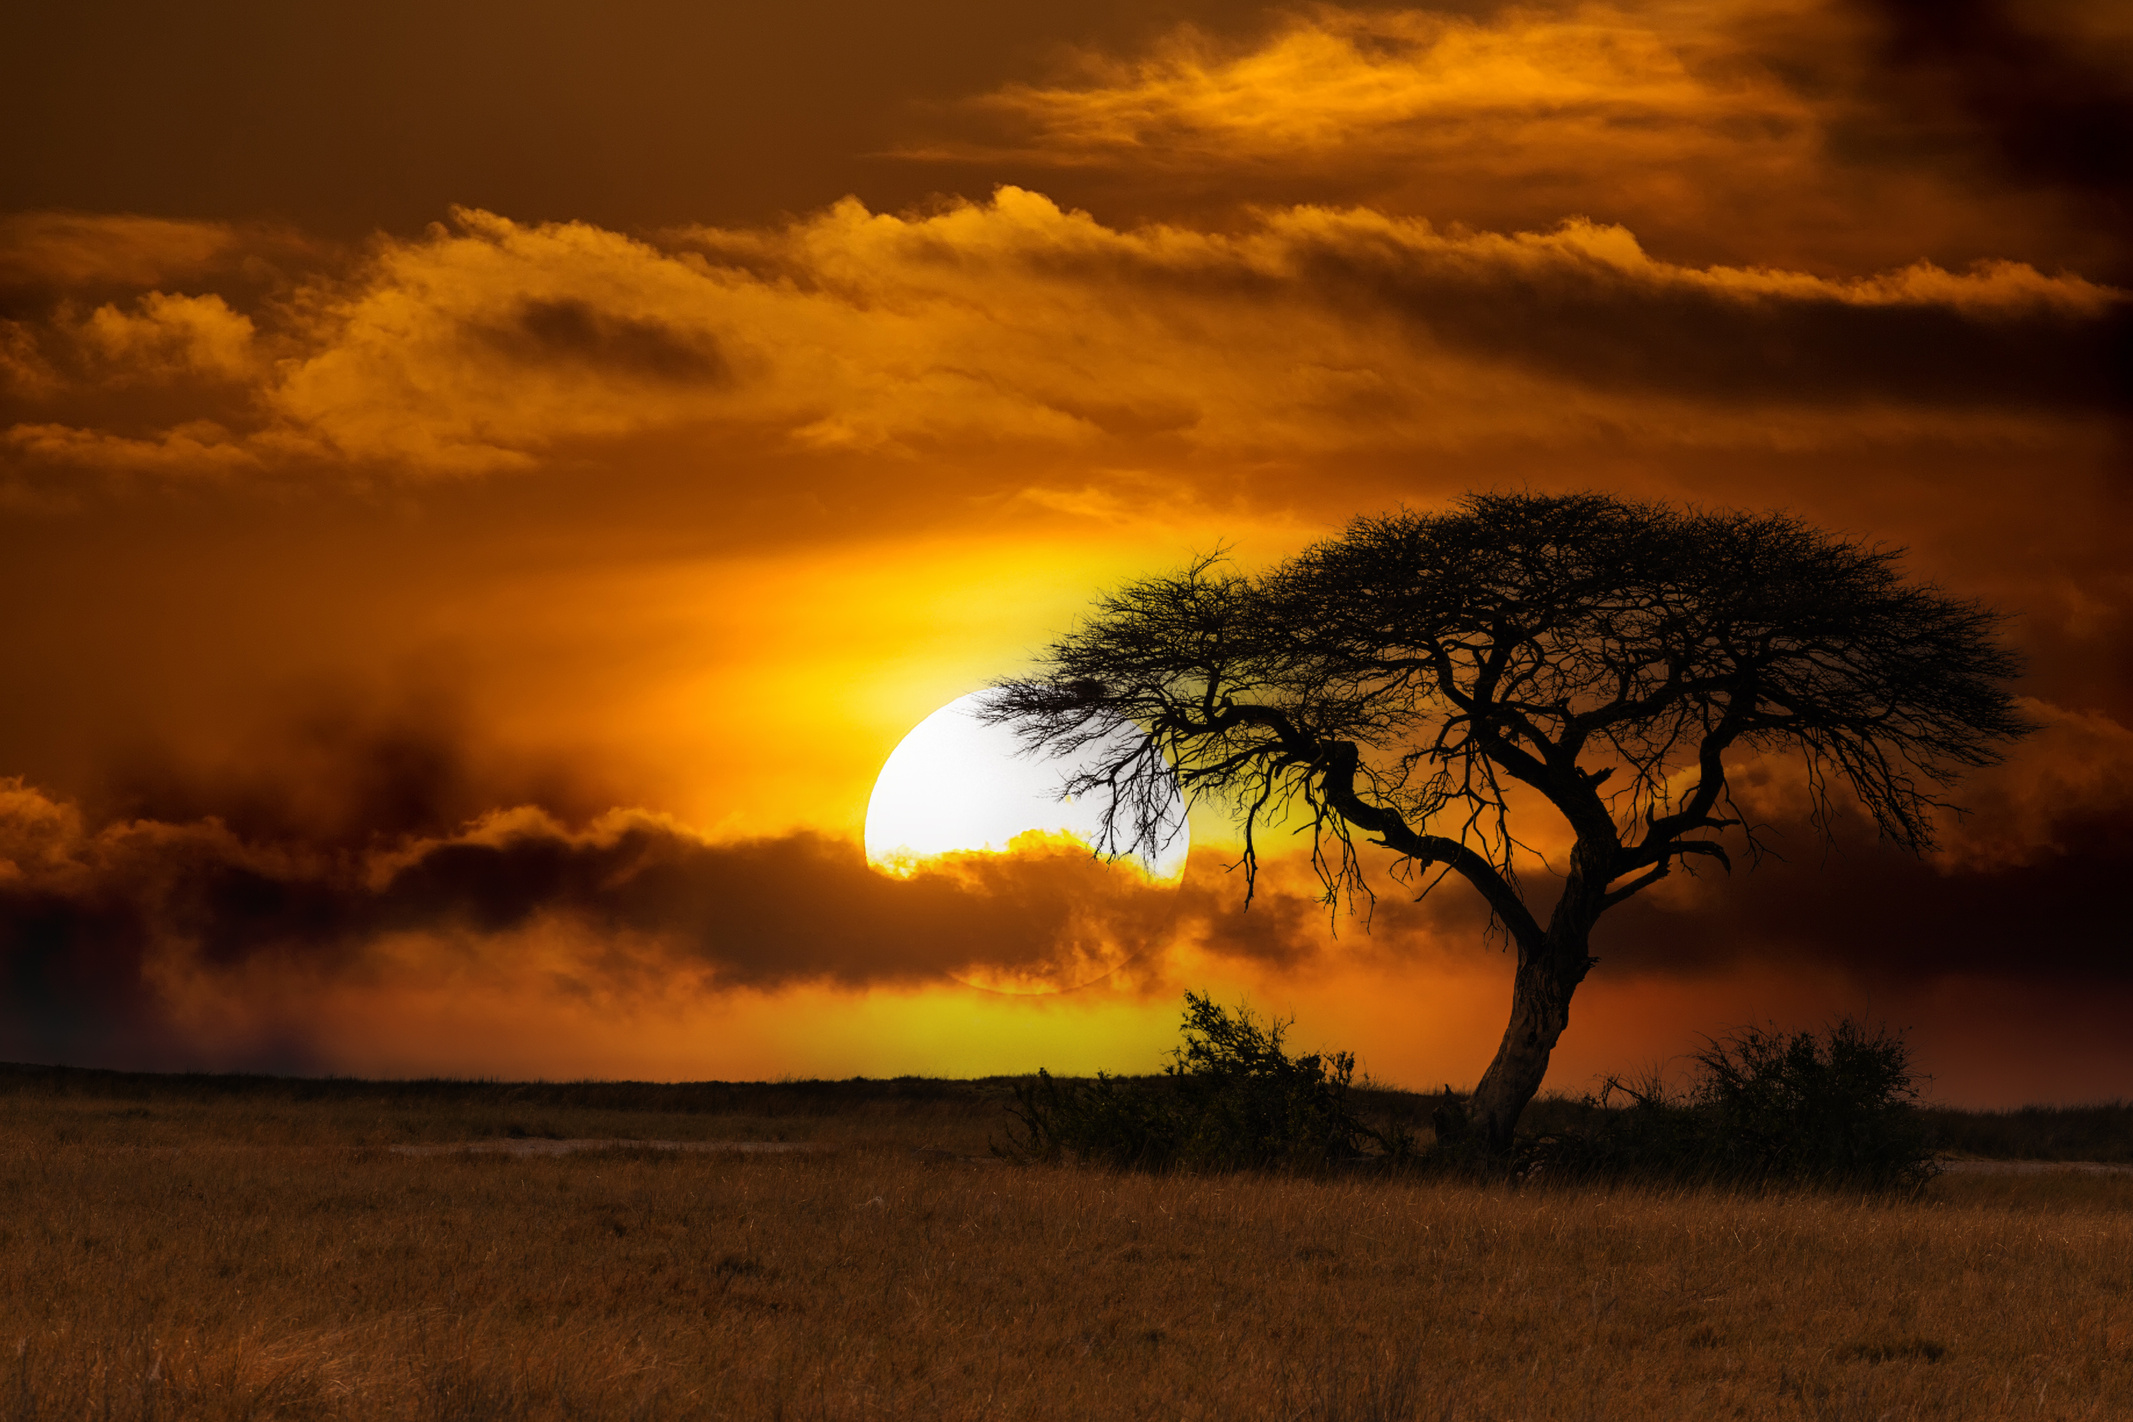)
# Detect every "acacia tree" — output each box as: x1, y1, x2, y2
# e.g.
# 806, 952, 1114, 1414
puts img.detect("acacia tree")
986, 492, 2028, 1154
